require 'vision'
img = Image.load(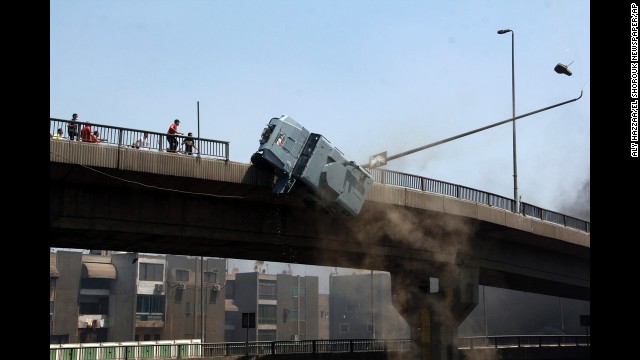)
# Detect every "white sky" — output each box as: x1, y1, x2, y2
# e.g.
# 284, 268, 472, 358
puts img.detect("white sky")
51, 0, 590, 291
